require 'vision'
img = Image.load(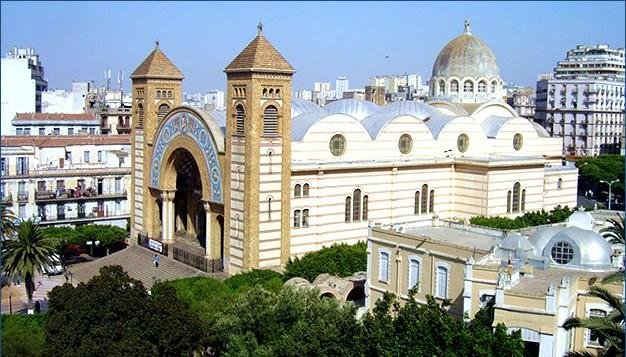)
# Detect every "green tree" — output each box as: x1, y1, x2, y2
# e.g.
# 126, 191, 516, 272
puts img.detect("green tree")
577, 155, 625, 202
2, 220, 58, 313
284, 242, 367, 282
563, 286, 624, 356
1, 314, 45, 357
1, 202, 17, 239
600, 216, 625, 284
76, 224, 128, 255
44, 265, 202, 356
